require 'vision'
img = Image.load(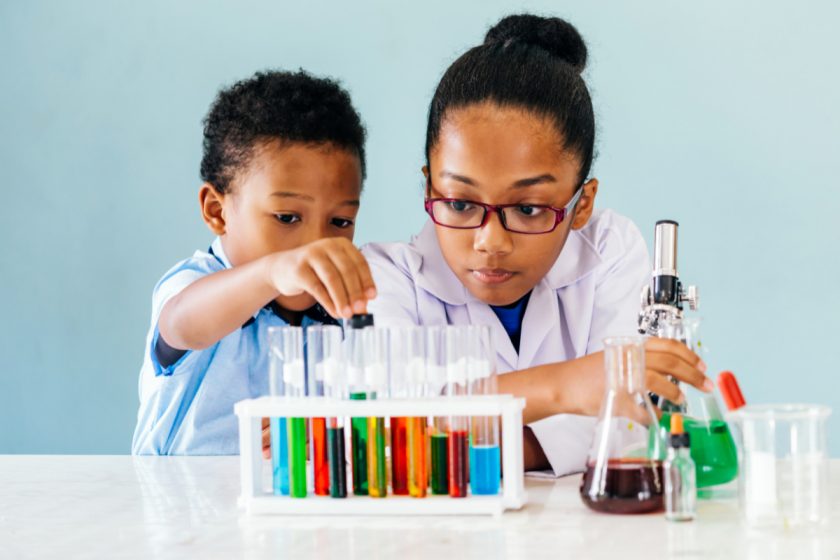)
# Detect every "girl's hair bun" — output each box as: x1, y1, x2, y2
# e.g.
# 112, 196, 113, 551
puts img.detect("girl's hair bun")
484, 14, 587, 72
